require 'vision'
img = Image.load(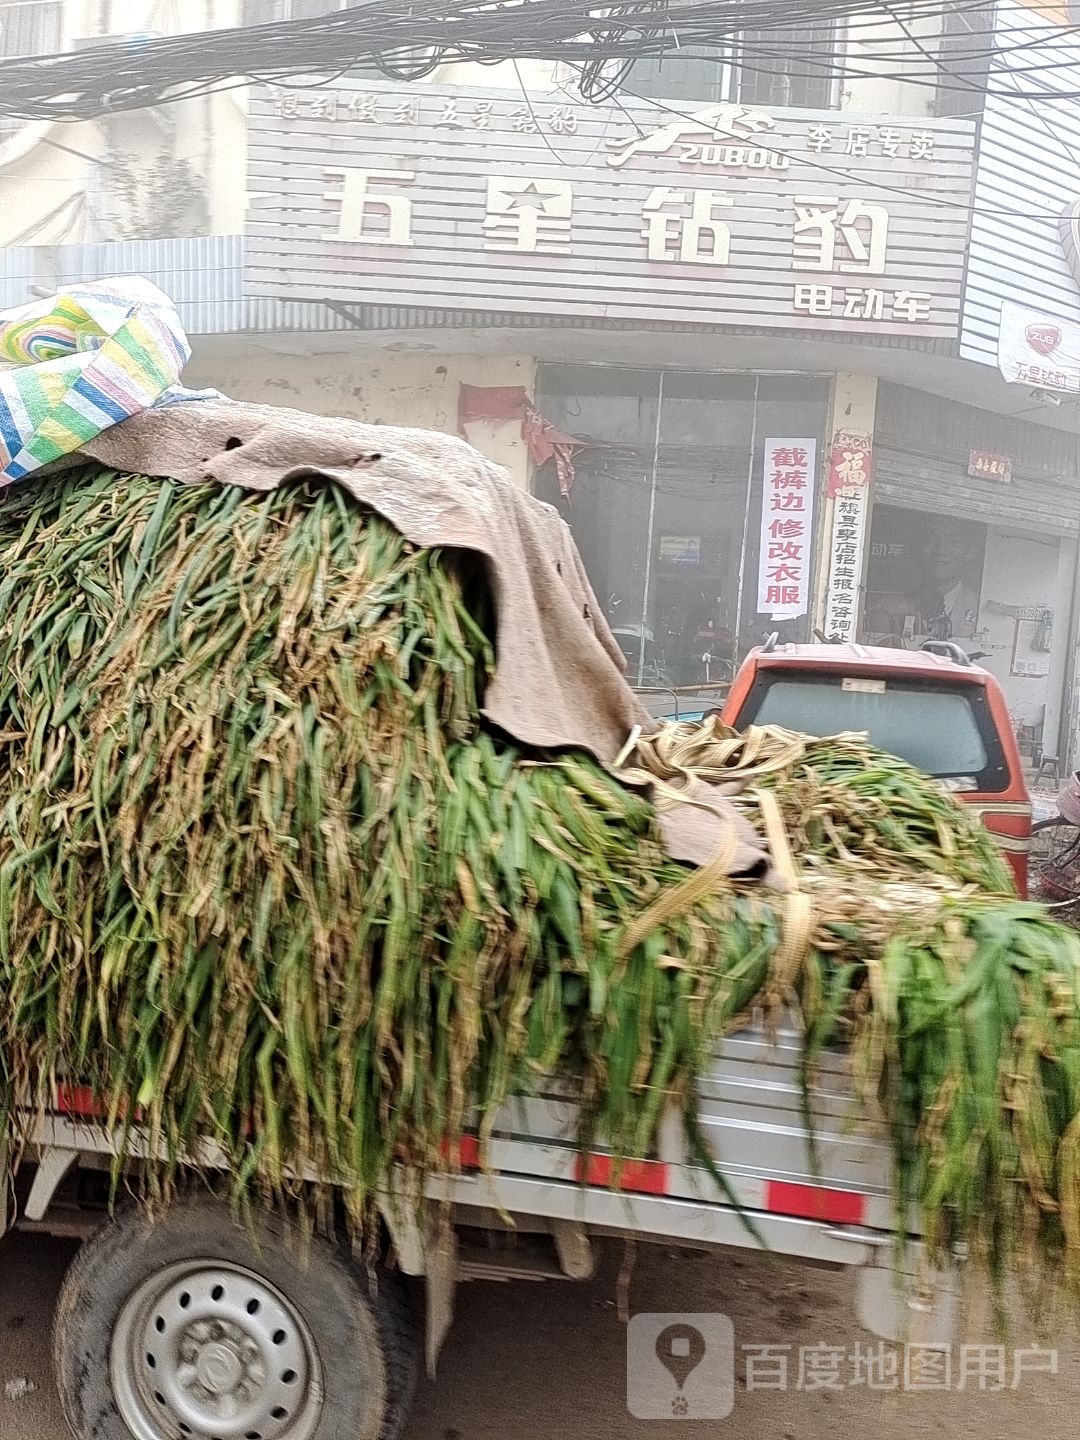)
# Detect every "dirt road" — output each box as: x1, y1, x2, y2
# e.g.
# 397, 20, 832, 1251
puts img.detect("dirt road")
2, 1231, 1077, 1439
